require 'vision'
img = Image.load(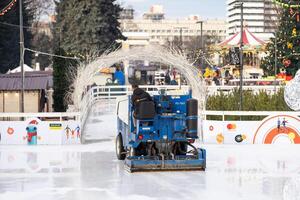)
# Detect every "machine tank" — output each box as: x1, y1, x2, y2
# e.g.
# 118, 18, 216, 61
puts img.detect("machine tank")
186, 99, 198, 138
